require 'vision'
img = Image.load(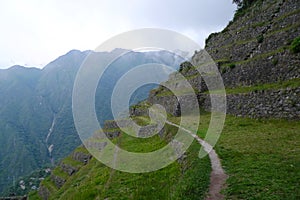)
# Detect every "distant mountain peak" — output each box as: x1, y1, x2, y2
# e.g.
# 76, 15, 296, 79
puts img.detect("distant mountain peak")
9, 65, 26, 69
